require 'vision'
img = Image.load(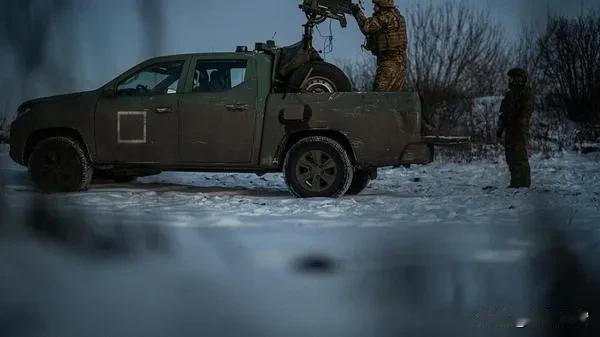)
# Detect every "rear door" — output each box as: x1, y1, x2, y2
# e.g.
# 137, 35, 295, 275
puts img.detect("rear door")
95, 57, 190, 164
178, 55, 258, 164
